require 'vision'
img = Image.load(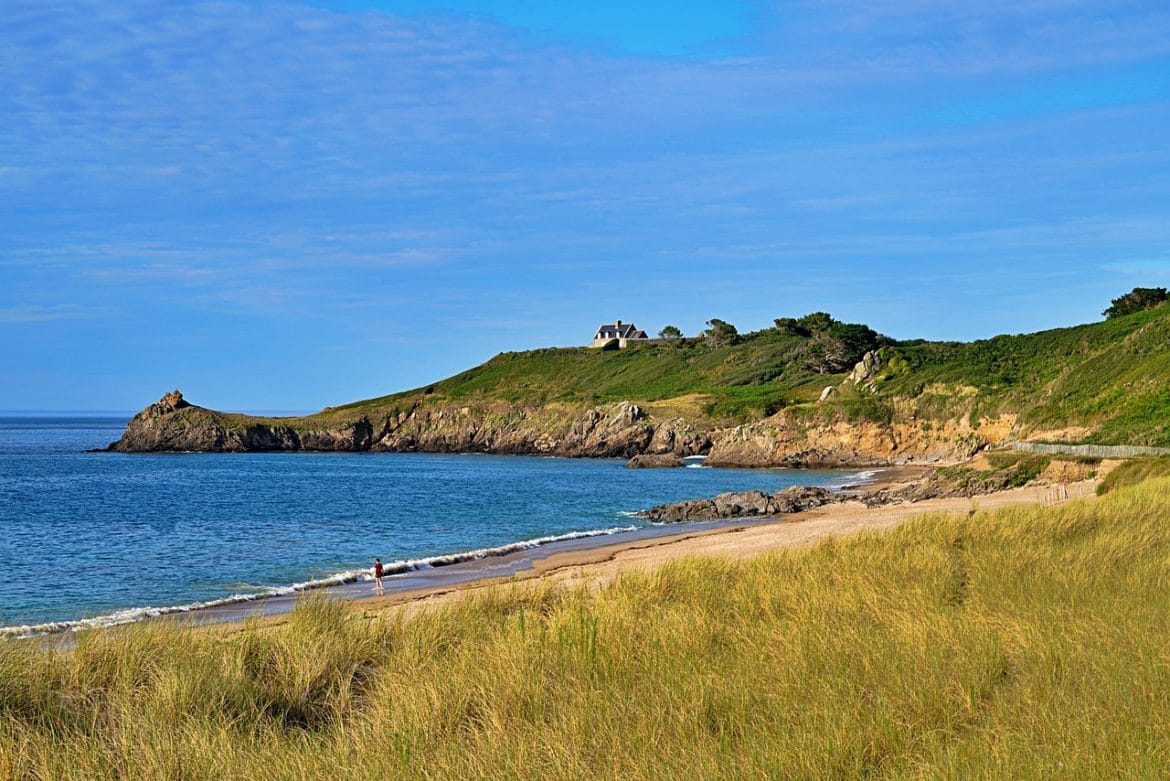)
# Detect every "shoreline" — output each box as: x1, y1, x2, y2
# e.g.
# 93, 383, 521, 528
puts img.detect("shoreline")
178, 518, 770, 631
9, 464, 918, 640
334, 474, 1100, 625
199, 464, 1090, 635
183, 464, 929, 628
4, 462, 954, 640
